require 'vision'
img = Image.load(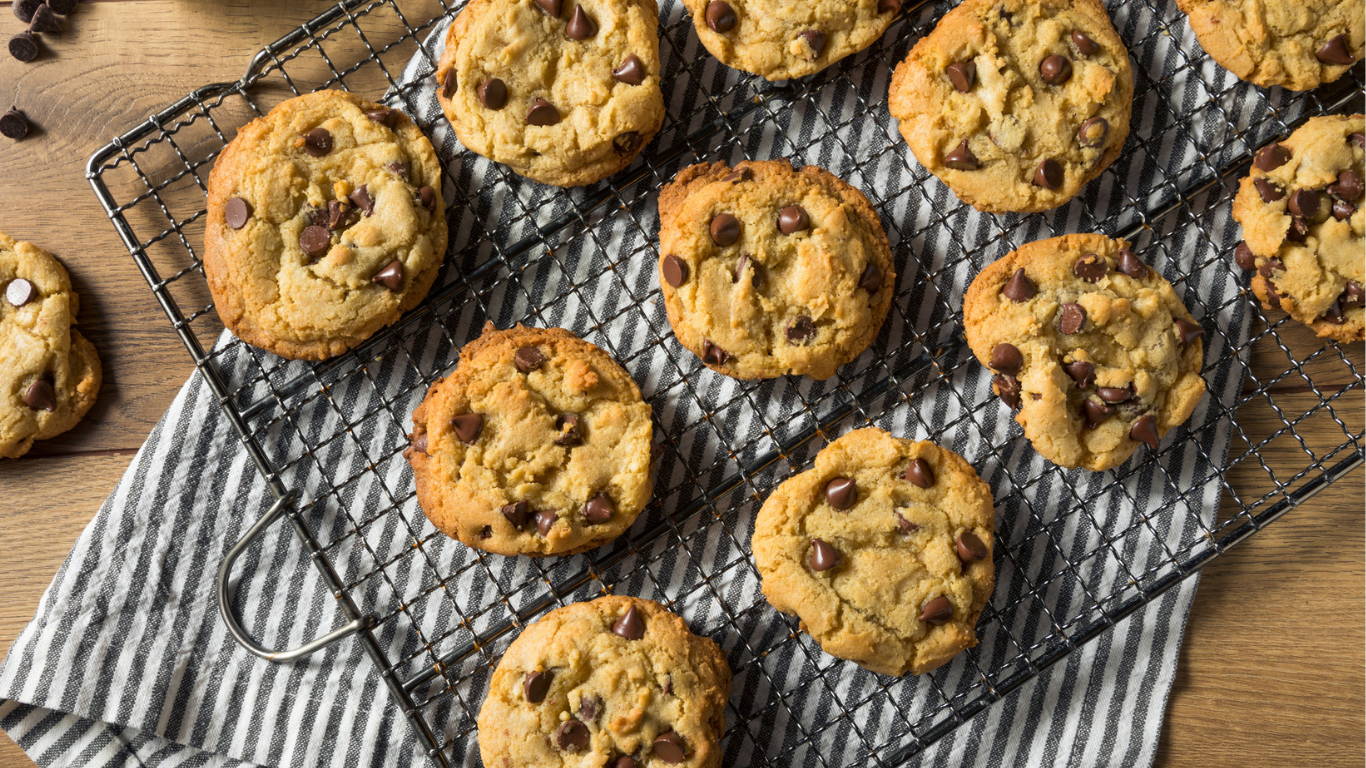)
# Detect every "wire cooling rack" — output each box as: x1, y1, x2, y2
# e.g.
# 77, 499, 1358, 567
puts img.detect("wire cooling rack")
87, 0, 1364, 764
